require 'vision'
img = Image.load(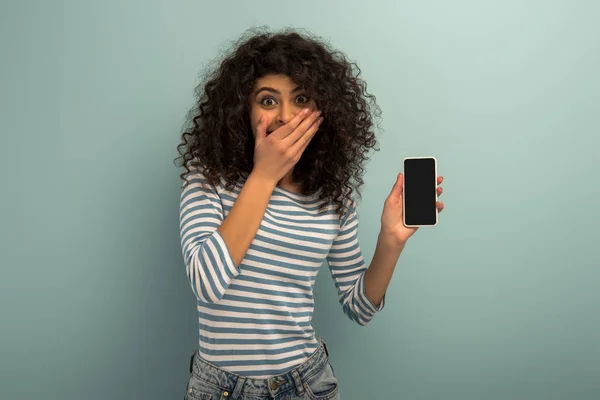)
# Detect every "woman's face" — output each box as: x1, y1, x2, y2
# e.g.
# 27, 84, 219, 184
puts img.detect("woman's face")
249, 74, 318, 137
